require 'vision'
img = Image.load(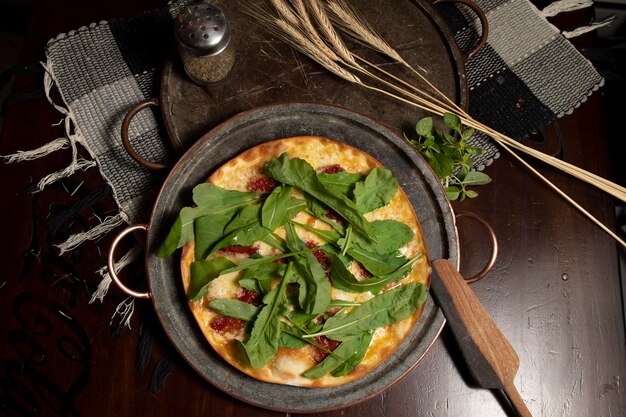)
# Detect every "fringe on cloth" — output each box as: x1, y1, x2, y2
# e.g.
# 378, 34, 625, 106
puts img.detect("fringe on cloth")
1, 137, 70, 163
541, 0, 593, 17
0, 57, 142, 326
563, 16, 616, 39
91, 244, 143, 303
538, 0, 616, 39
111, 296, 136, 332
55, 212, 126, 254
2, 61, 132, 259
